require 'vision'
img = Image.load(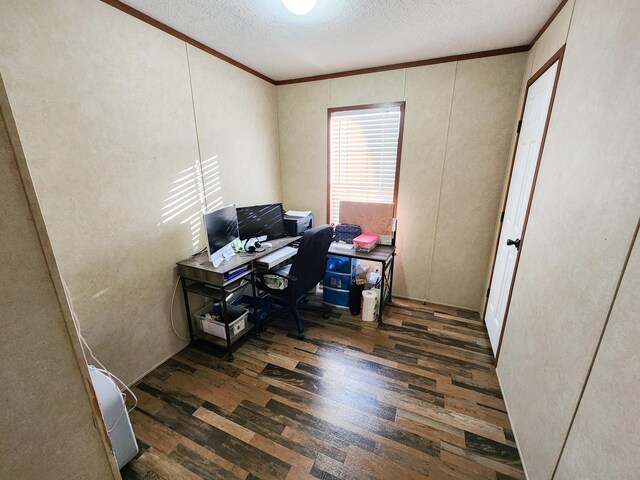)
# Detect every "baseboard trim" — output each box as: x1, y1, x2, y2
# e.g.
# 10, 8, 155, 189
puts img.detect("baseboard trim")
391, 295, 481, 315
427, 299, 480, 313
495, 368, 530, 480
127, 342, 189, 387
391, 294, 427, 303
